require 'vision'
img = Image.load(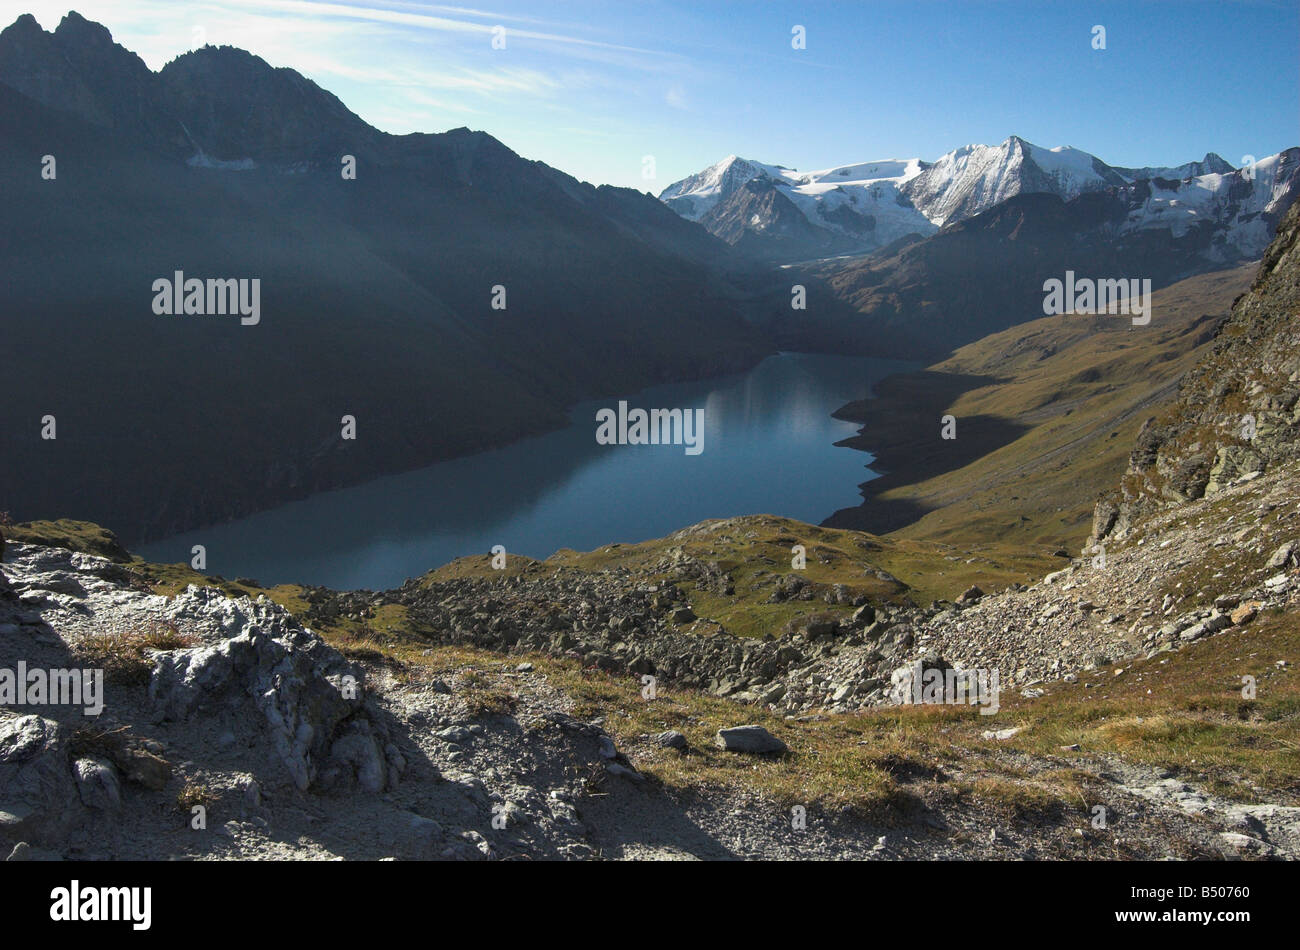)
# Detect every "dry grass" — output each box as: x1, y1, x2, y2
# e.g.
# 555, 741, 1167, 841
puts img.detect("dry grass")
176, 781, 214, 812
878, 265, 1255, 552
72, 619, 197, 684
978, 609, 1300, 802
493, 606, 1300, 813
459, 669, 520, 717
66, 723, 132, 759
